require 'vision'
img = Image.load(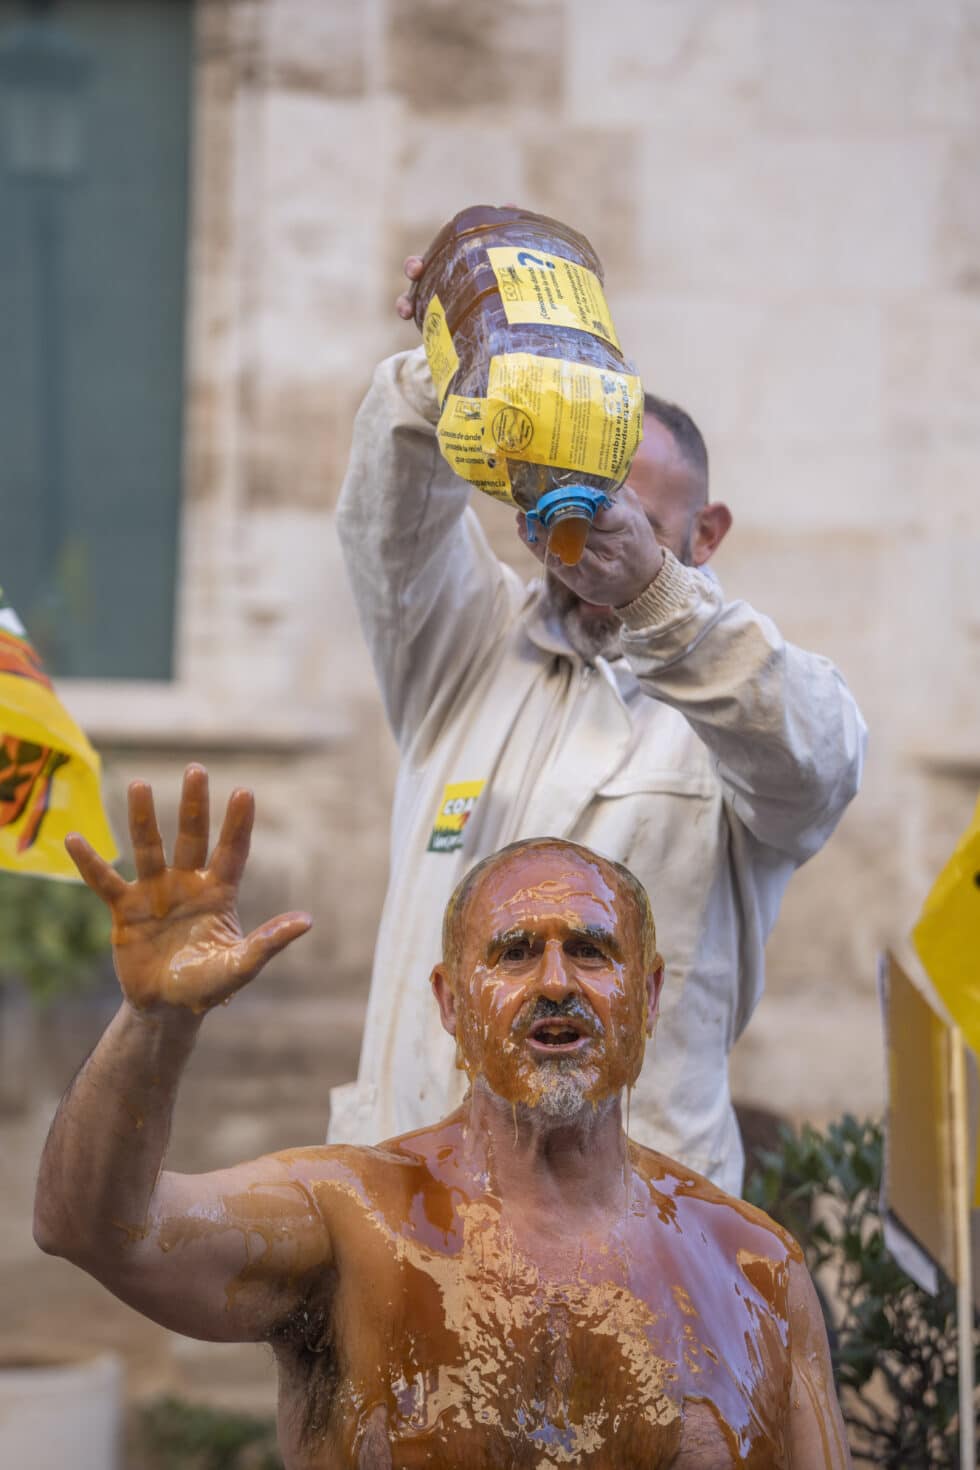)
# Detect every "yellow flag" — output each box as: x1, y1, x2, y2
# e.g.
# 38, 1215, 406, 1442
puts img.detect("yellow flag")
913, 796, 980, 1058
0, 595, 117, 880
